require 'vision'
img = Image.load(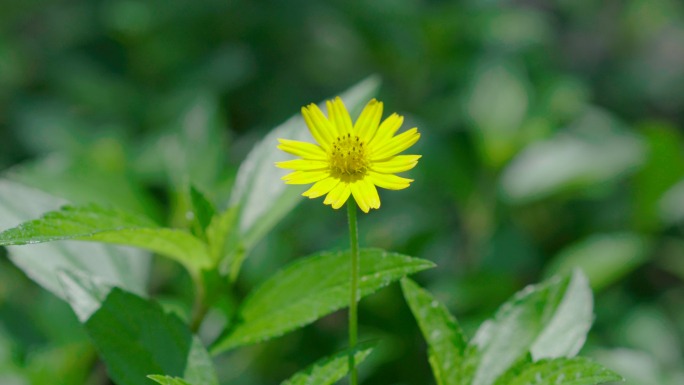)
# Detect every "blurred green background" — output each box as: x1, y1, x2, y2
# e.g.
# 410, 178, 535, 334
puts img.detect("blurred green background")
2, 0, 684, 384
